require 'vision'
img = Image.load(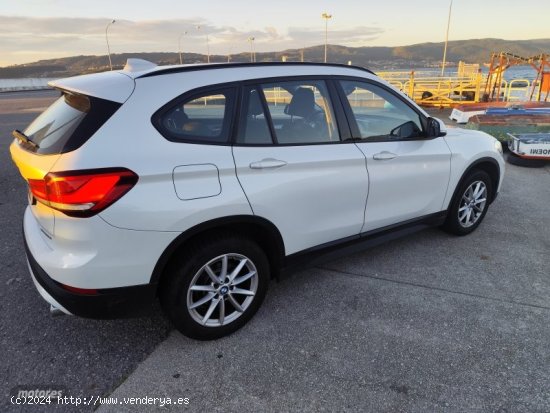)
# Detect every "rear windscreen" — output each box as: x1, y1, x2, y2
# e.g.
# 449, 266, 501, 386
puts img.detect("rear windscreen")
23, 91, 121, 155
